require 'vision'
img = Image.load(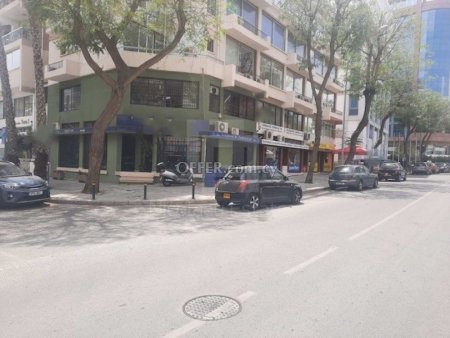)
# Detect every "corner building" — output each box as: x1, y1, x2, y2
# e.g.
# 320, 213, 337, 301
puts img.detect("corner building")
44, 0, 345, 182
